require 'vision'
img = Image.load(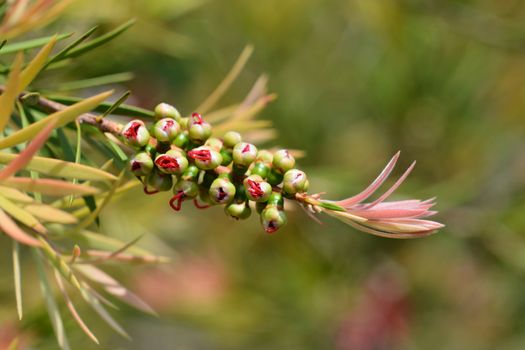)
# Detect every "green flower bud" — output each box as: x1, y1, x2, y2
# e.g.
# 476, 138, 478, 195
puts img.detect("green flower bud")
187, 146, 222, 170
273, 149, 295, 174
267, 191, 284, 209
232, 142, 257, 167
144, 144, 156, 157
154, 103, 181, 121
250, 162, 269, 179
225, 201, 252, 220
223, 131, 242, 148
153, 118, 180, 142
267, 169, 284, 186
130, 152, 154, 176
220, 149, 233, 166
255, 150, 273, 165
173, 179, 199, 199
170, 179, 199, 211
182, 164, 200, 180
146, 170, 173, 192
154, 149, 188, 175
173, 132, 189, 148
282, 169, 309, 195
209, 178, 236, 204
204, 137, 223, 152
187, 113, 212, 142
121, 120, 150, 148
243, 175, 272, 202
260, 204, 287, 234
